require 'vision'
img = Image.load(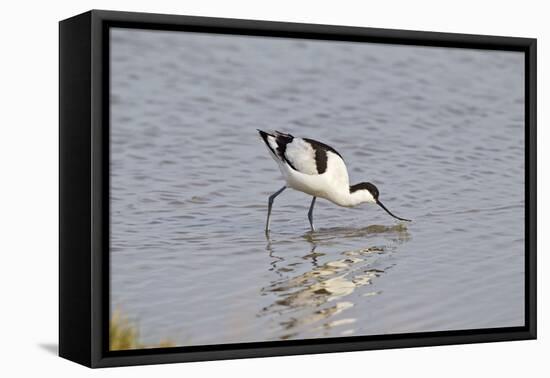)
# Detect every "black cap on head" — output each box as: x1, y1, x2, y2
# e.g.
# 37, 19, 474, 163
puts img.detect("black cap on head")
349, 182, 379, 199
